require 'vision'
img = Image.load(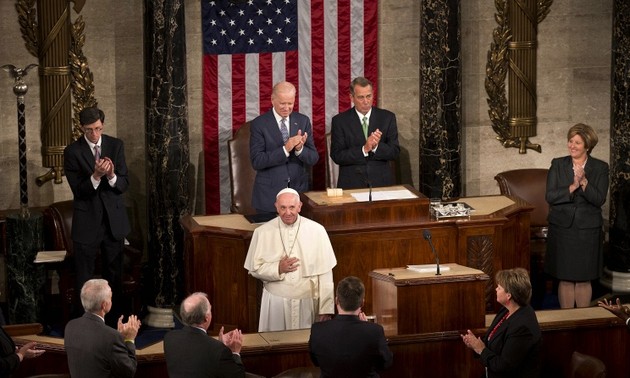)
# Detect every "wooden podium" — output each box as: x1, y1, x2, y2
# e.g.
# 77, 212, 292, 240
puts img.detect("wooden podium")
369, 264, 489, 336
181, 189, 532, 333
